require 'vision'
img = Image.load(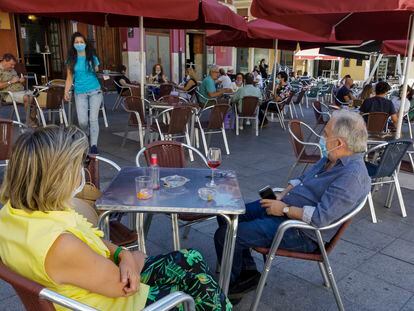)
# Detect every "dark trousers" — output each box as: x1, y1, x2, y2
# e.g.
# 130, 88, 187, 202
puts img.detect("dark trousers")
214, 200, 318, 282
